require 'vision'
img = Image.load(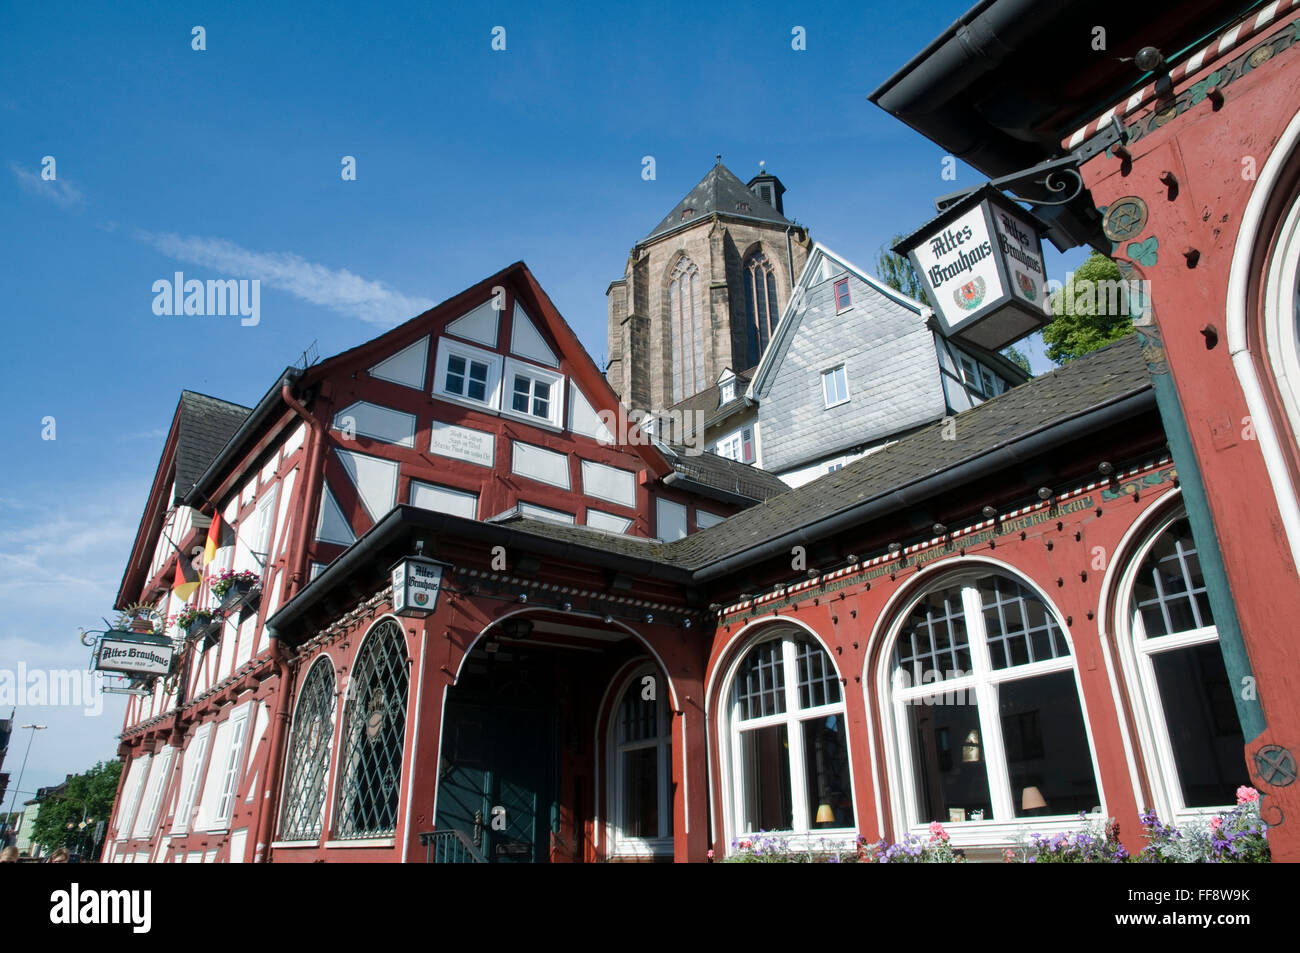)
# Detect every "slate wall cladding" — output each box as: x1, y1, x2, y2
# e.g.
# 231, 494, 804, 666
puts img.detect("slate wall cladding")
757, 270, 946, 473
